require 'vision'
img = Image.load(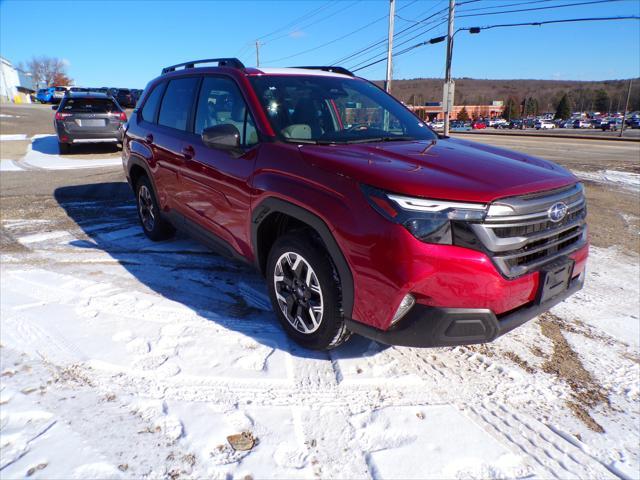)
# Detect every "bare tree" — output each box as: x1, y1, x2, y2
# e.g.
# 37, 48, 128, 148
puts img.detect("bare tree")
26, 56, 72, 88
